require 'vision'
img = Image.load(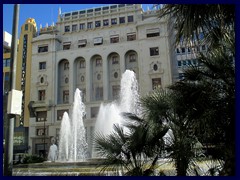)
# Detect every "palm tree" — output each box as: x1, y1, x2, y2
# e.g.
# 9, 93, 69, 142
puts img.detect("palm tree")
169, 44, 235, 175
142, 89, 198, 176
159, 4, 234, 47
159, 4, 235, 175
94, 112, 168, 176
